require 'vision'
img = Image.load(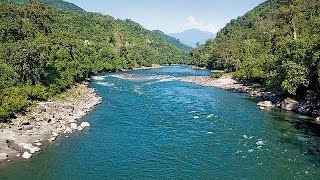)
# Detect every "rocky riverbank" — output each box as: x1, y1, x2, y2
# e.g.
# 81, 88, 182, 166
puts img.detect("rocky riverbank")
121, 64, 164, 72
182, 74, 273, 97
0, 83, 102, 162
182, 74, 320, 120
